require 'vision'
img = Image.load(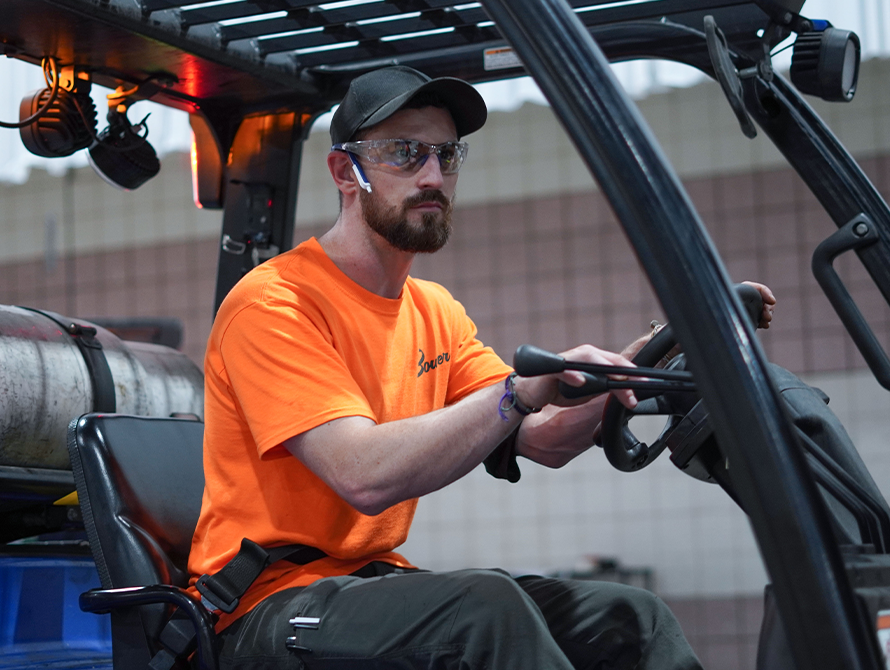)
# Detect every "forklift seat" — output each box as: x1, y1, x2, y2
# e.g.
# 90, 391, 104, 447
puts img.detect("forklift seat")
67, 413, 216, 670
